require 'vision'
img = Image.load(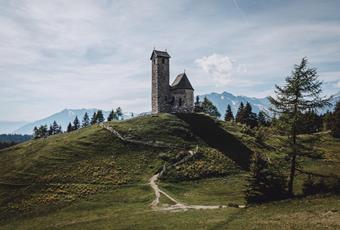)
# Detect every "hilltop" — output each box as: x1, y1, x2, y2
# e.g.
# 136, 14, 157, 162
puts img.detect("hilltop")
0, 113, 339, 229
